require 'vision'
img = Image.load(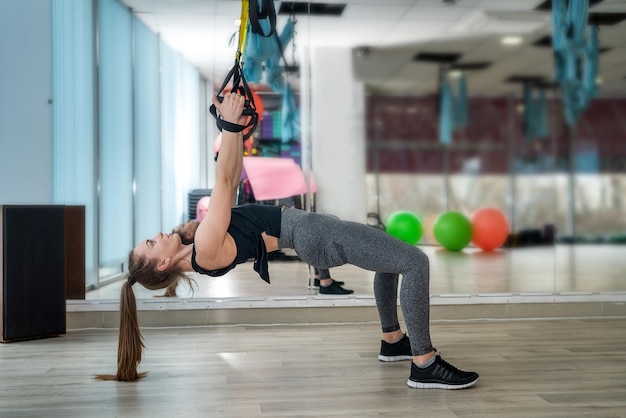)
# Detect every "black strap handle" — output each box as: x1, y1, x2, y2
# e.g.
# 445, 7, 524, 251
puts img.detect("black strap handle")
248, 0, 277, 37
209, 60, 259, 140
